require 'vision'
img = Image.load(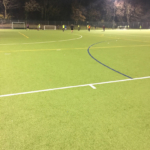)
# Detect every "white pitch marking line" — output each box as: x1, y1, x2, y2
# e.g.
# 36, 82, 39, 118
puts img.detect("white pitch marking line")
89, 84, 96, 89
0, 35, 83, 46
0, 76, 150, 98
5, 53, 11, 55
